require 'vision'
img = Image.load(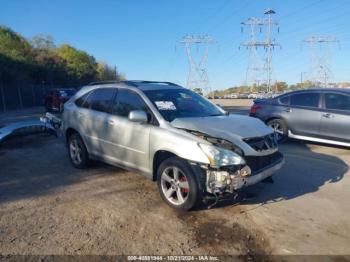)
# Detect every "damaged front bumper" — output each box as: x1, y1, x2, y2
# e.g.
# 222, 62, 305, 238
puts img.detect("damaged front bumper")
0, 113, 61, 143
205, 152, 284, 194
